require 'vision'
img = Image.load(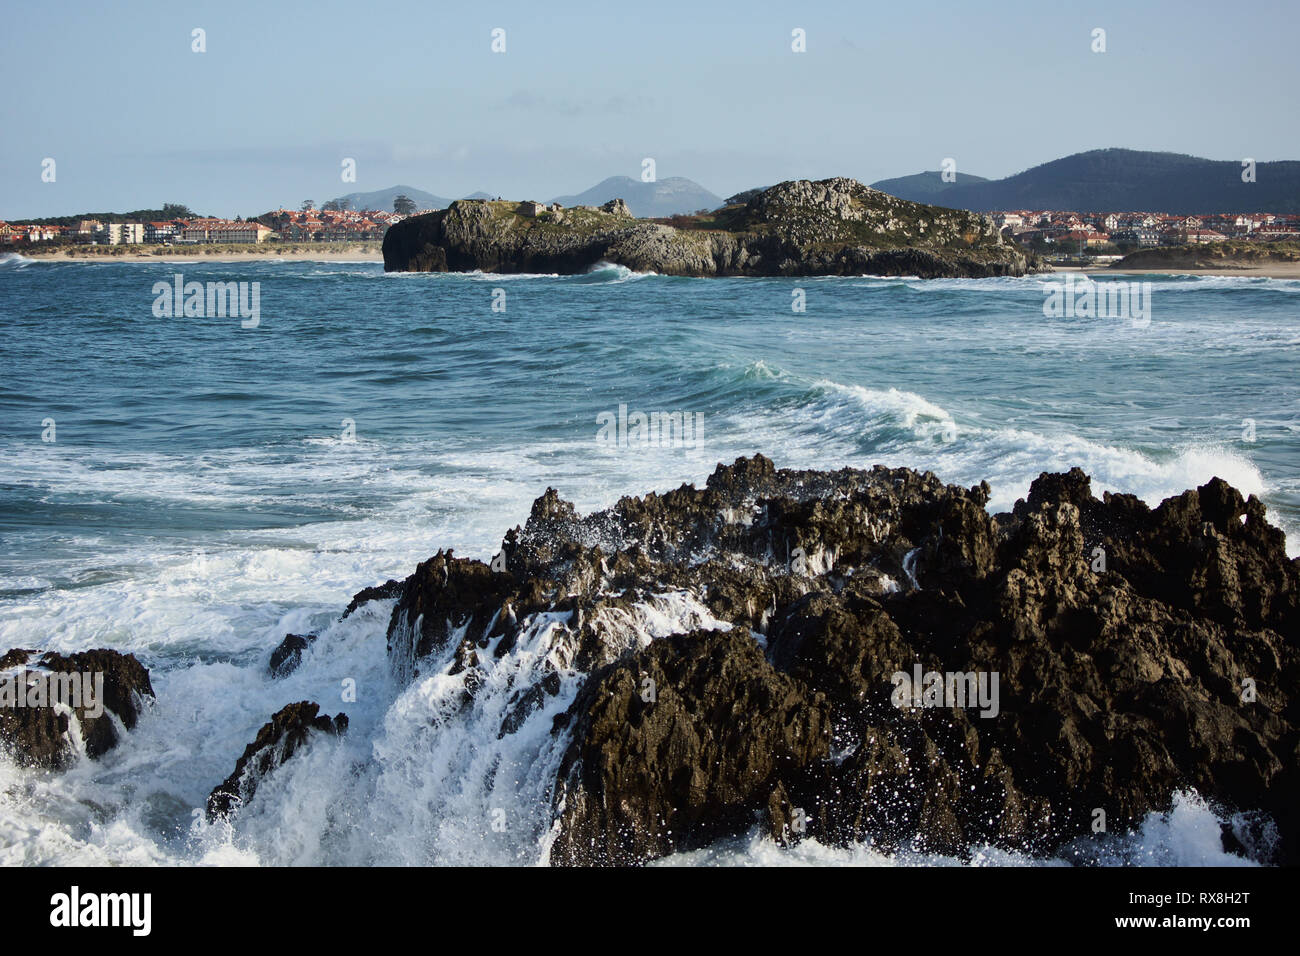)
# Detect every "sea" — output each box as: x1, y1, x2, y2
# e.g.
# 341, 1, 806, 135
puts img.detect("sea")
0, 253, 1296, 865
